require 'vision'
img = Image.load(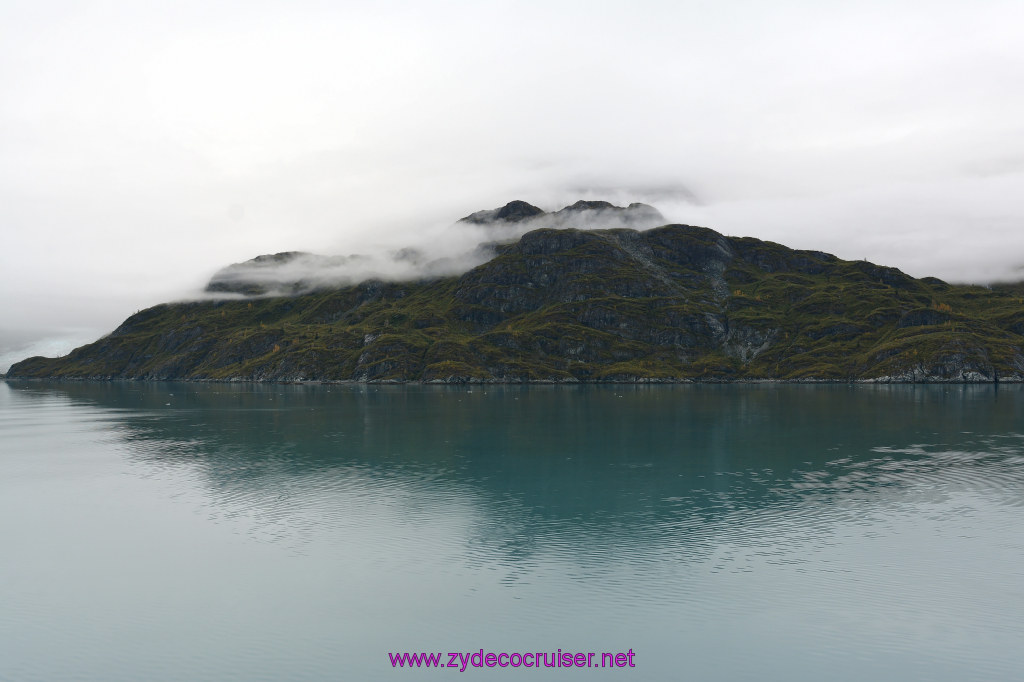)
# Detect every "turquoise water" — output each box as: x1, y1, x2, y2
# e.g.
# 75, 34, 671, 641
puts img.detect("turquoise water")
1, 381, 1023, 680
